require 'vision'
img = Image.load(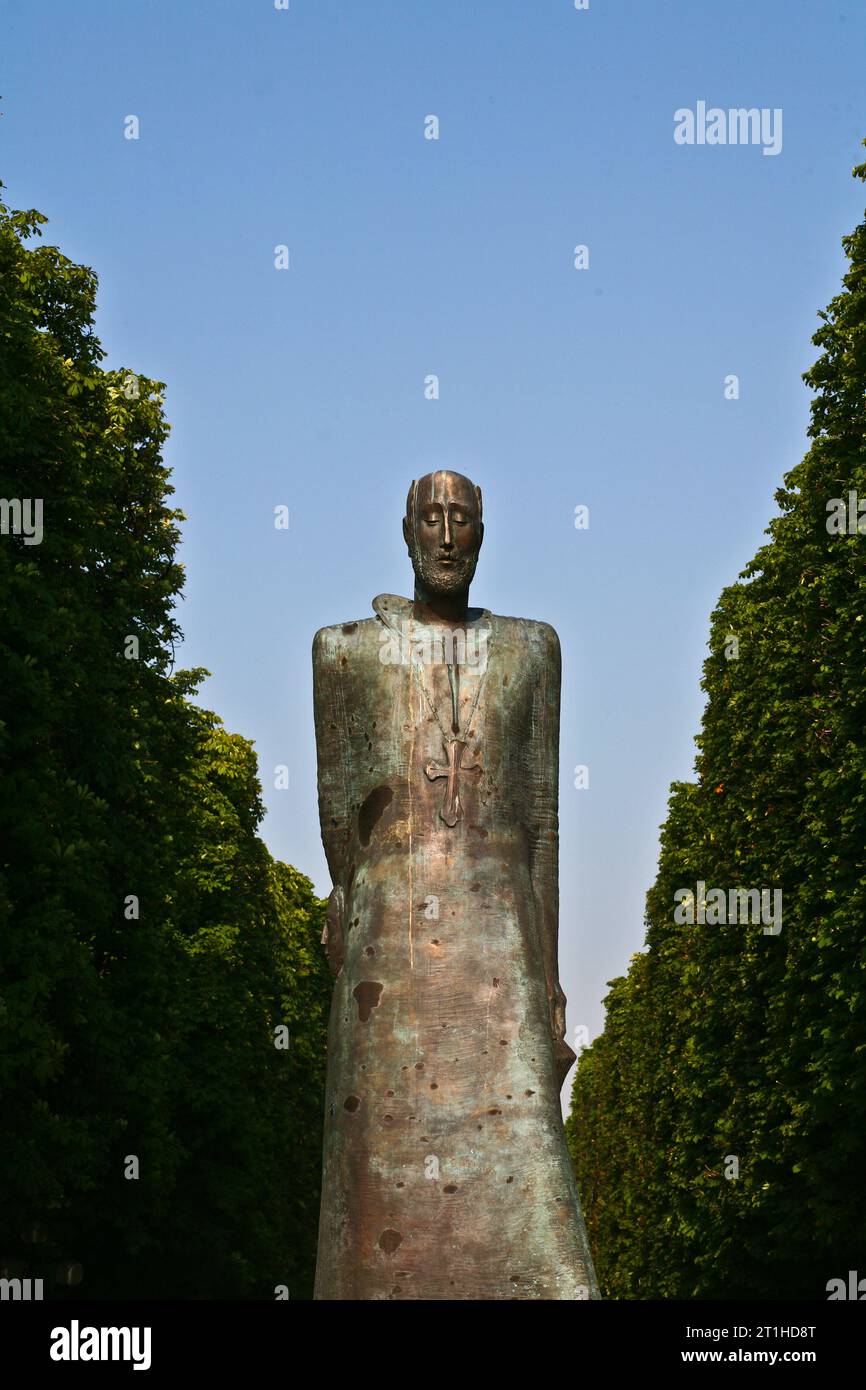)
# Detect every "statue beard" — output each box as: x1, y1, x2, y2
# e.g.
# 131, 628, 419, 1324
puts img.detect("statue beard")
408, 539, 479, 598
